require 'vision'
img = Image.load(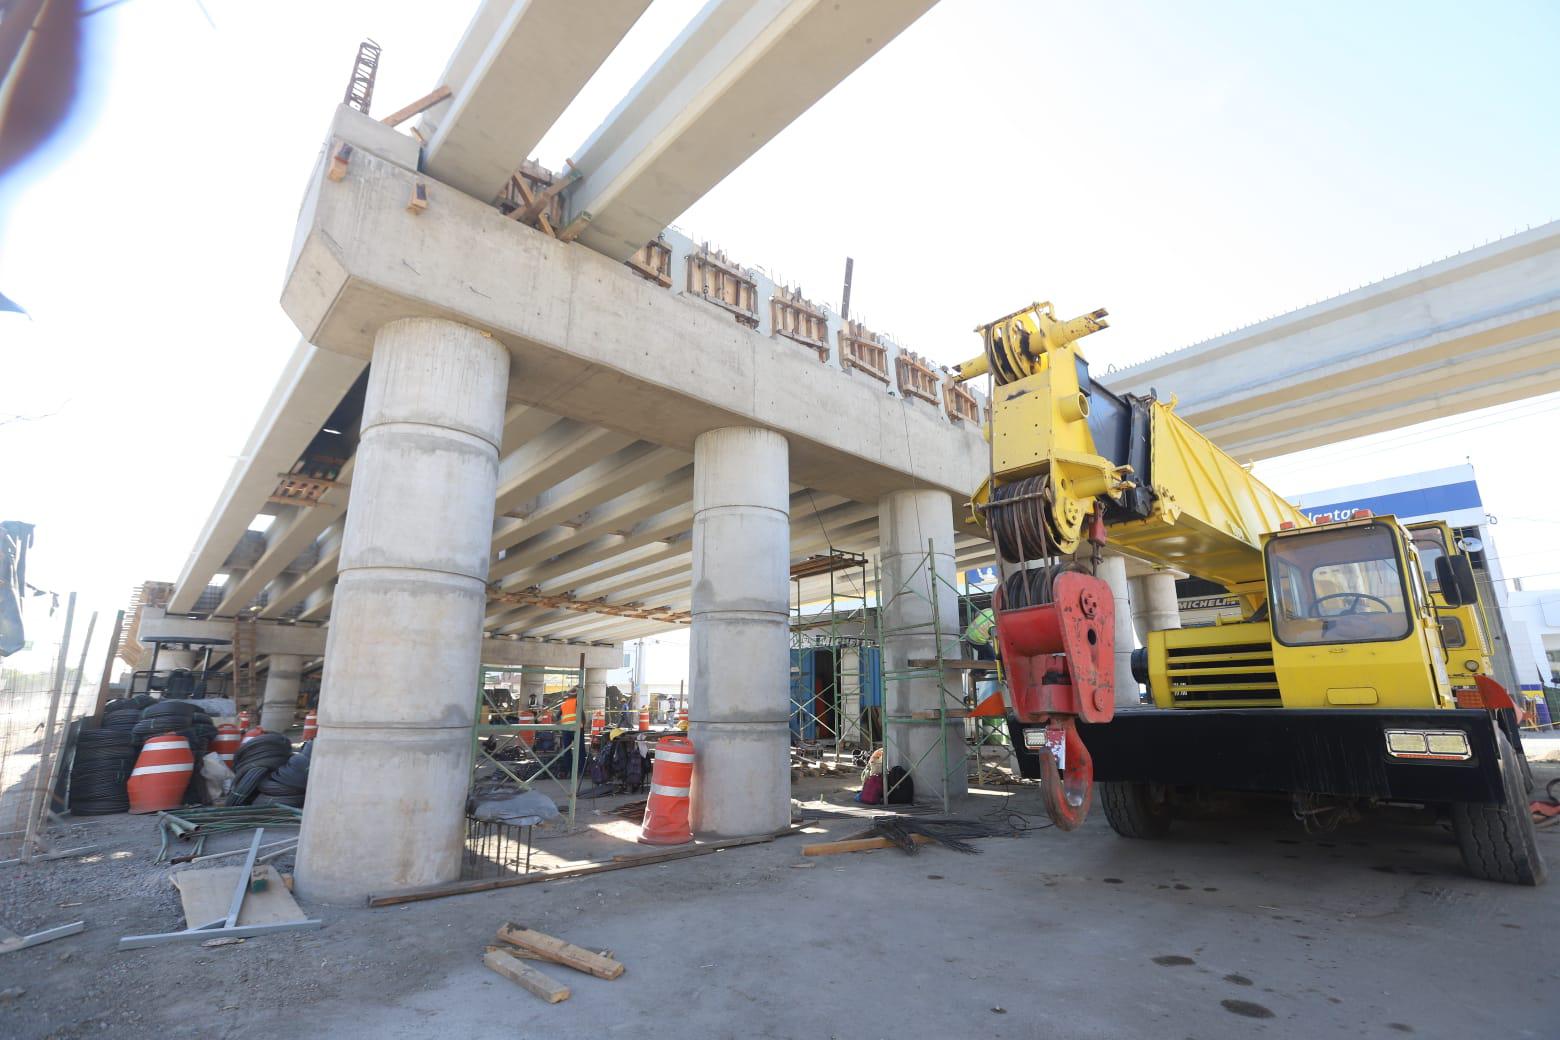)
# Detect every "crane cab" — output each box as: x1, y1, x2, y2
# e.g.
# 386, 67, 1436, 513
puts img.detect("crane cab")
1406, 520, 1497, 704
1262, 516, 1453, 710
